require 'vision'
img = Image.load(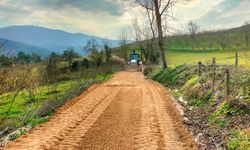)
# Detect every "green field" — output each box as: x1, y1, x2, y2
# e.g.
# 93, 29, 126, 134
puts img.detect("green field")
128, 44, 250, 67
0, 72, 111, 130
0, 79, 87, 129
126, 24, 250, 67
0, 80, 76, 117
166, 50, 250, 66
